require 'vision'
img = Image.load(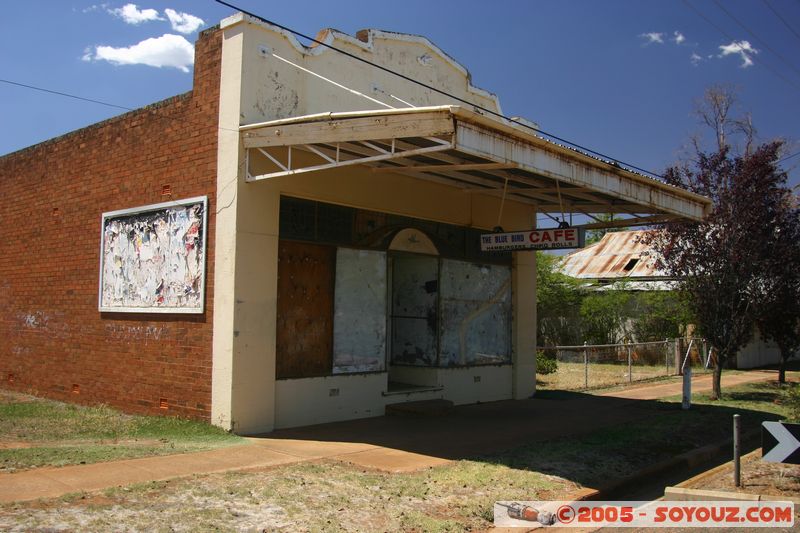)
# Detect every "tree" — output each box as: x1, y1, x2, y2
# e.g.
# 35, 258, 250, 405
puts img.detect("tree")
585, 213, 629, 245
647, 85, 799, 399
536, 251, 584, 347
753, 193, 800, 384
693, 84, 756, 155
630, 291, 692, 342
649, 141, 793, 399
579, 289, 632, 345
